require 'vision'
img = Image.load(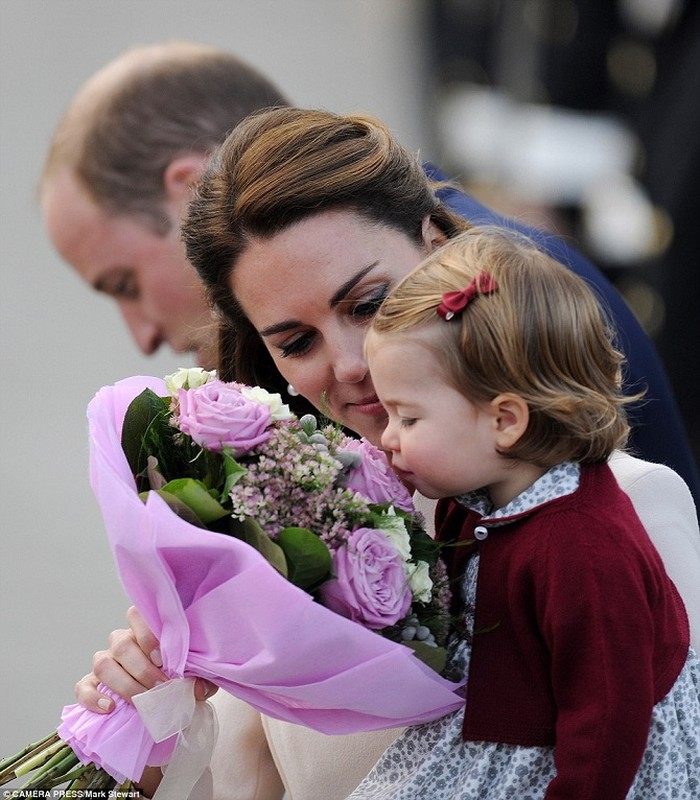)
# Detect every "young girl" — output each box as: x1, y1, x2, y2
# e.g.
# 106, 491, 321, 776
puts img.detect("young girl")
358, 226, 700, 799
